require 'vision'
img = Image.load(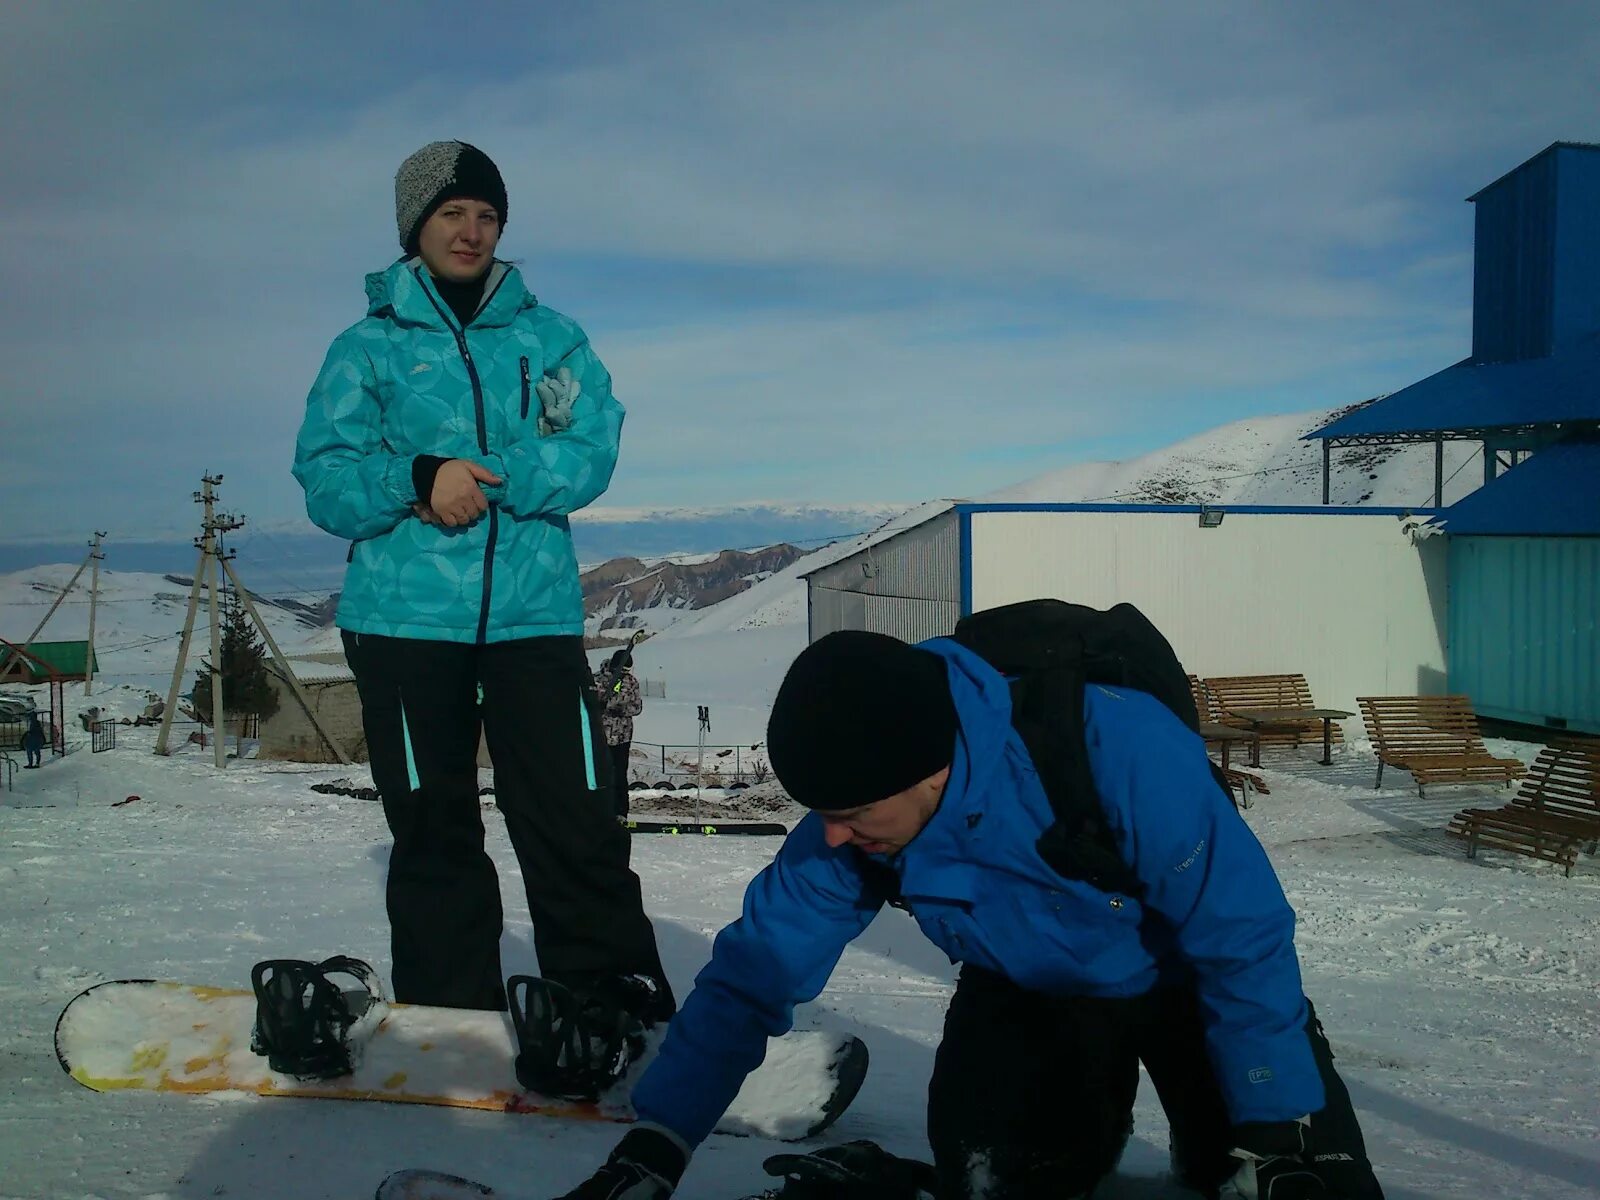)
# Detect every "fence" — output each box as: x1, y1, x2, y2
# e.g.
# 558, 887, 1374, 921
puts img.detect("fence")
641, 679, 667, 699
631, 742, 770, 788
92, 720, 117, 753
